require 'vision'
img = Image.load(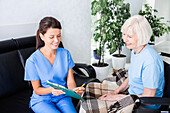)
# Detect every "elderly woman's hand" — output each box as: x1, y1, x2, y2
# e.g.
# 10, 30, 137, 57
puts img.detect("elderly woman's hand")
73, 87, 85, 96
99, 94, 126, 101
99, 90, 119, 100
52, 88, 65, 96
